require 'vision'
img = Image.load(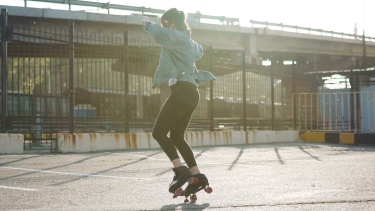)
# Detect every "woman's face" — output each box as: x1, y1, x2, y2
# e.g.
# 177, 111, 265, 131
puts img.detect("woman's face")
161, 19, 169, 28
161, 19, 176, 30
